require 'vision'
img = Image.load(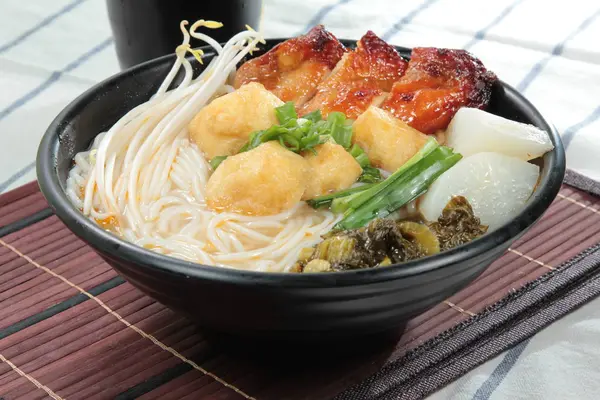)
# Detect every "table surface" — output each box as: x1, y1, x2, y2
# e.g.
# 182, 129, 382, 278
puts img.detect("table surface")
1, 0, 600, 399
